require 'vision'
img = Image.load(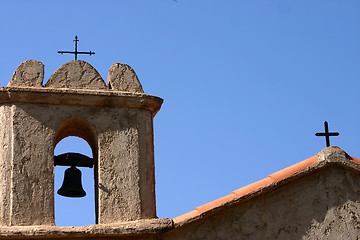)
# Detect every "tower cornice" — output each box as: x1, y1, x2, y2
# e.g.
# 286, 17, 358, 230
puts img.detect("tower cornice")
0, 87, 163, 116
